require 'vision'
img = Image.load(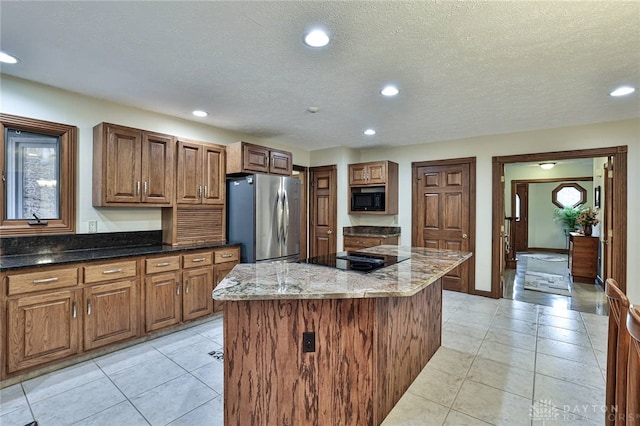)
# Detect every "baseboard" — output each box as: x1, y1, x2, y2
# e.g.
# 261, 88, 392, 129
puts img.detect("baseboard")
525, 247, 568, 254
470, 288, 496, 298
